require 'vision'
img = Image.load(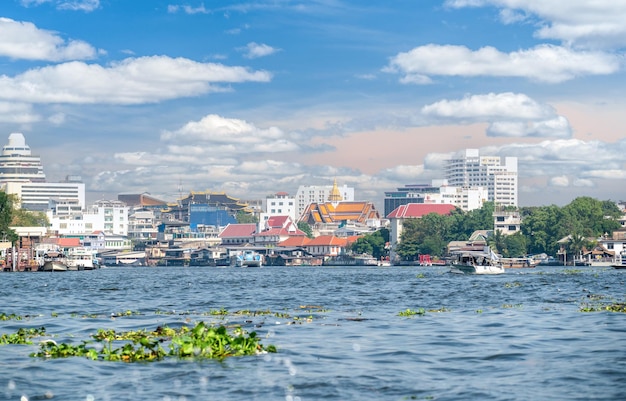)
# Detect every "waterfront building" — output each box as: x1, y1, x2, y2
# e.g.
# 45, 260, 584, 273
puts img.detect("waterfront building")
386, 203, 456, 263
219, 223, 257, 245
0, 133, 45, 184
493, 208, 521, 235
254, 215, 306, 246
384, 180, 486, 215
295, 181, 354, 219
445, 149, 518, 206
48, 200, 129, 236
166, 191, 252, 224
